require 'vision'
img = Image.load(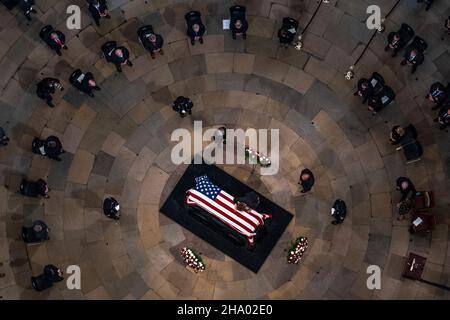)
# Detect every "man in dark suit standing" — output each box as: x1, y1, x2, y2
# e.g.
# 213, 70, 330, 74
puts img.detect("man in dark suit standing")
20, 0, 37, 21
36, 78, 64, 108
43, 29, 68, 56
298, 168, 315, 194
89, 0, 111, 26
401, 47, 424, 74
